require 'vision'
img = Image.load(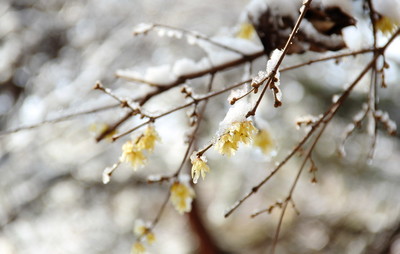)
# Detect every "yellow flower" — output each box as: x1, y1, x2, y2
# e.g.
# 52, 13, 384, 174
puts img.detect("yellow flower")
134, 220, 147, 236
254, 129, 274, 155
131, 242, 146, 254
120, 125, 159, 170
136, 125, 159, 152
170, 180, 195, 214
215, 121, 258, 156
121, 141, 146, 169
237, 22, 255, 39
232, 121, 258, 145
376, 16, 399, 35
146, 232, 156, 244
190, 156, 210, 184
215, 133, 238, 156
133, 220, 155, 244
